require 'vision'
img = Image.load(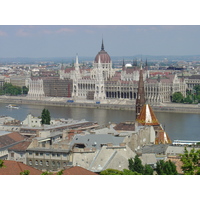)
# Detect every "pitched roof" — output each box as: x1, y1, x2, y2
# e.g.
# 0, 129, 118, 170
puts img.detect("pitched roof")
62, 166, 98, 175
0, 160, 42, 175
114, 122, 135, 131
0, 132, 26, 148
8, 140, 31, 151
136, 104, 160, 126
